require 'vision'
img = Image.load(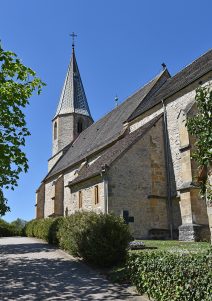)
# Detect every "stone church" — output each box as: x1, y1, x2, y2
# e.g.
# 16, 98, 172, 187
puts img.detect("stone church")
36, 44, 212, 241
